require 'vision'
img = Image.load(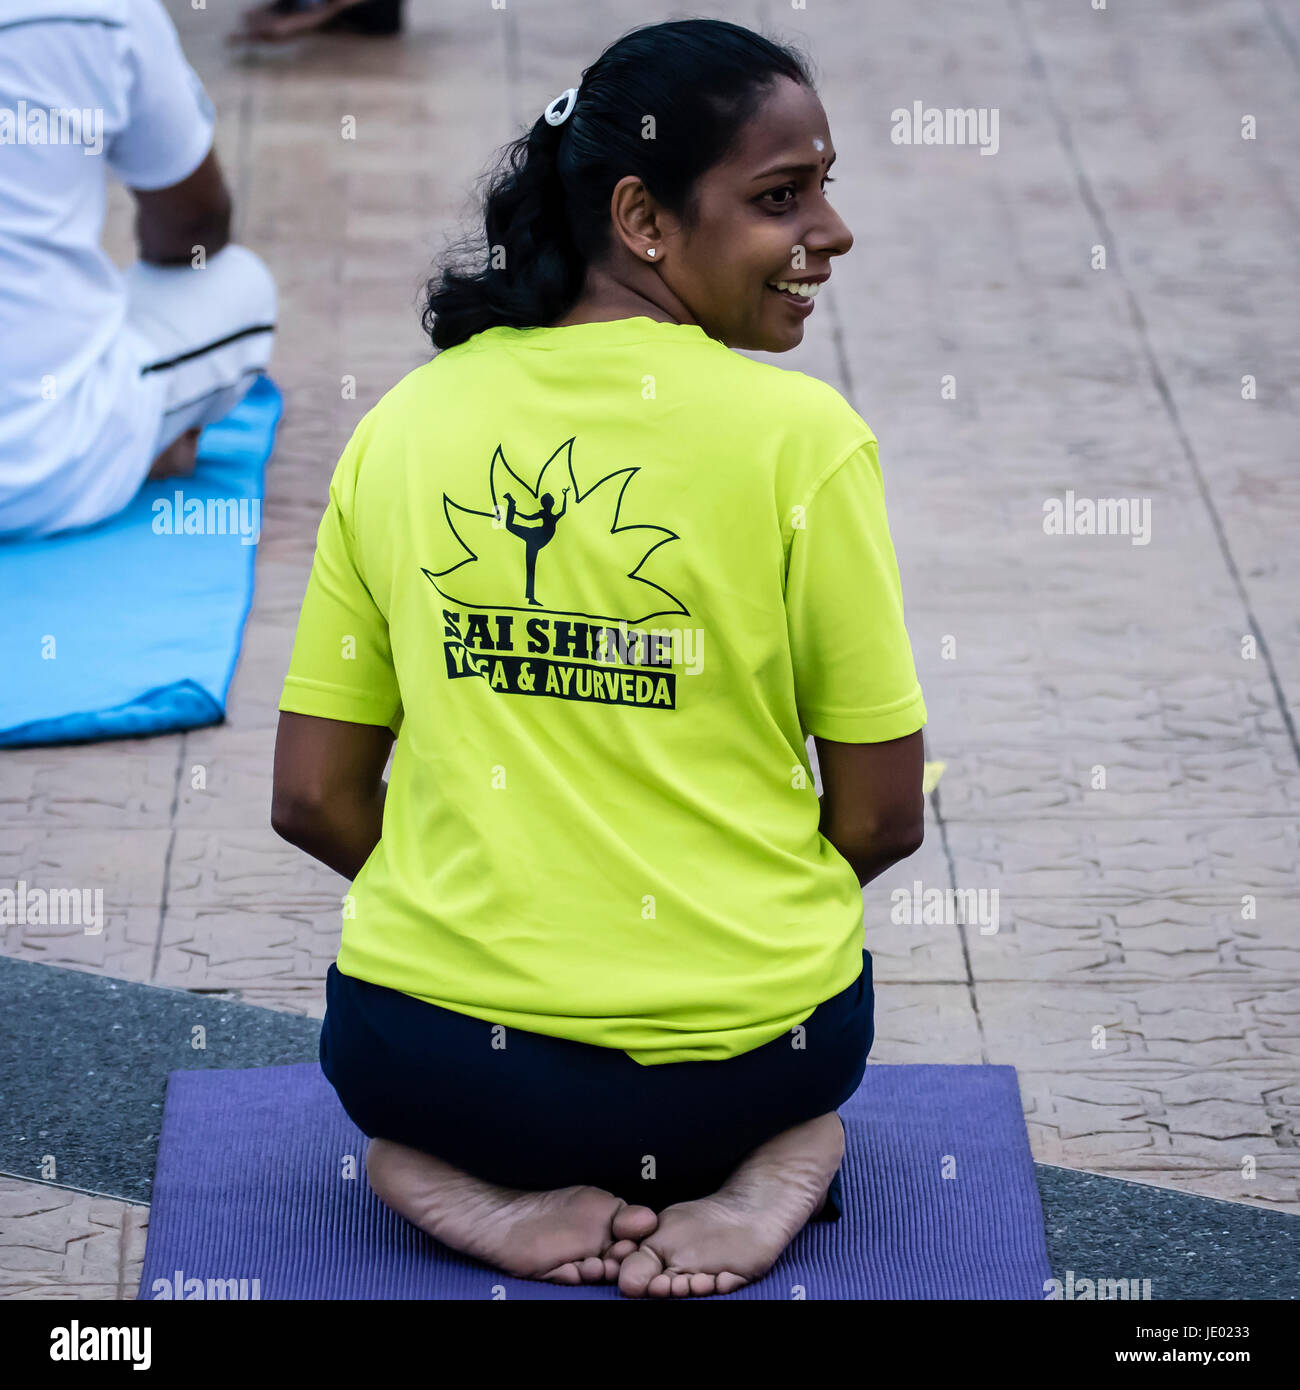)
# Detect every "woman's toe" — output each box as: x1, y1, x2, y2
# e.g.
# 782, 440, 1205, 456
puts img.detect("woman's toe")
616, 1246, 663, 1298
611, 1203, 658, 1241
